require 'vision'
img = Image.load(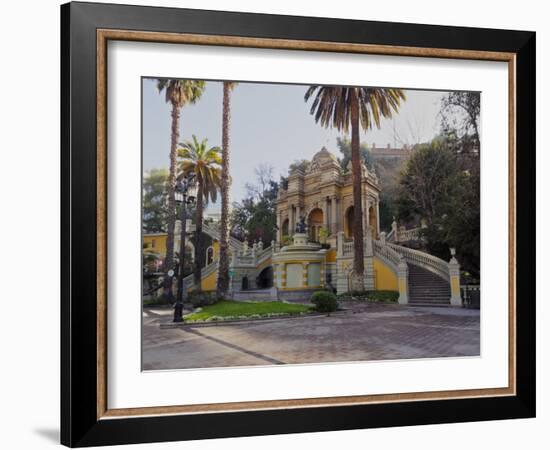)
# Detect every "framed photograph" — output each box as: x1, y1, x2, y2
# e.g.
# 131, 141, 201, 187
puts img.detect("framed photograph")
61, 1, 535, 447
